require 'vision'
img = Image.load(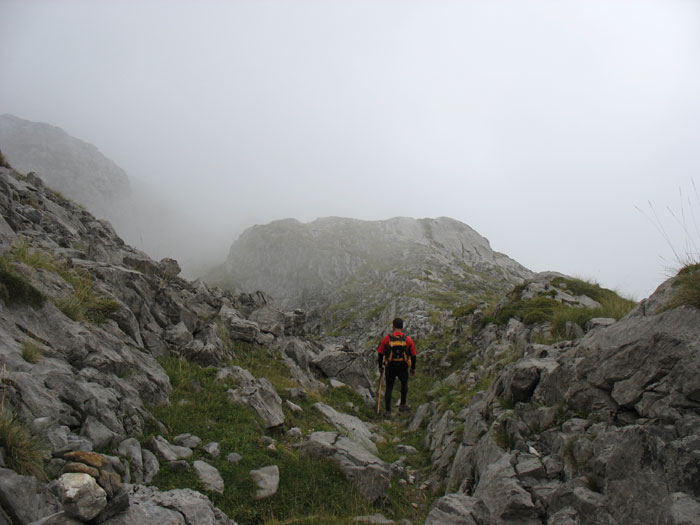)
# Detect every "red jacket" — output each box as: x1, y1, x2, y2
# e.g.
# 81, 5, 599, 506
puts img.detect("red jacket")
377, 330, 417, 368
